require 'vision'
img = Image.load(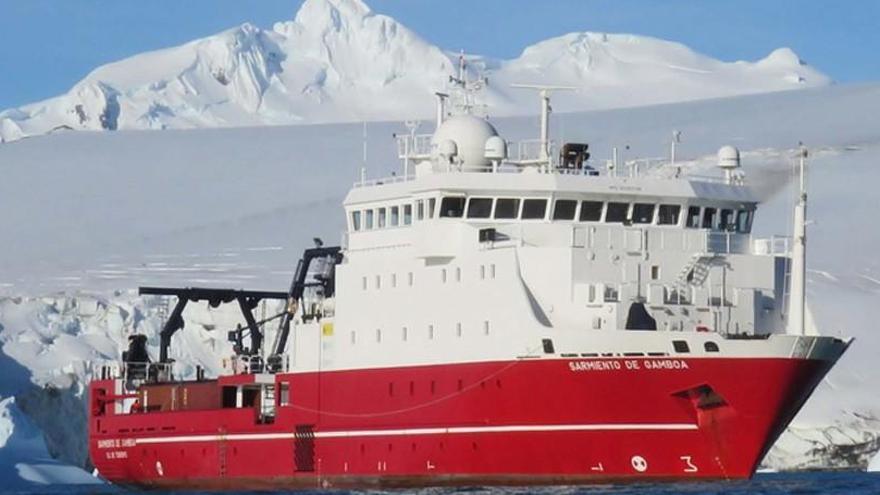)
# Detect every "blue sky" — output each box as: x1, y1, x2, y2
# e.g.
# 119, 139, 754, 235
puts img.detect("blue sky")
0, 0, 877, 110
